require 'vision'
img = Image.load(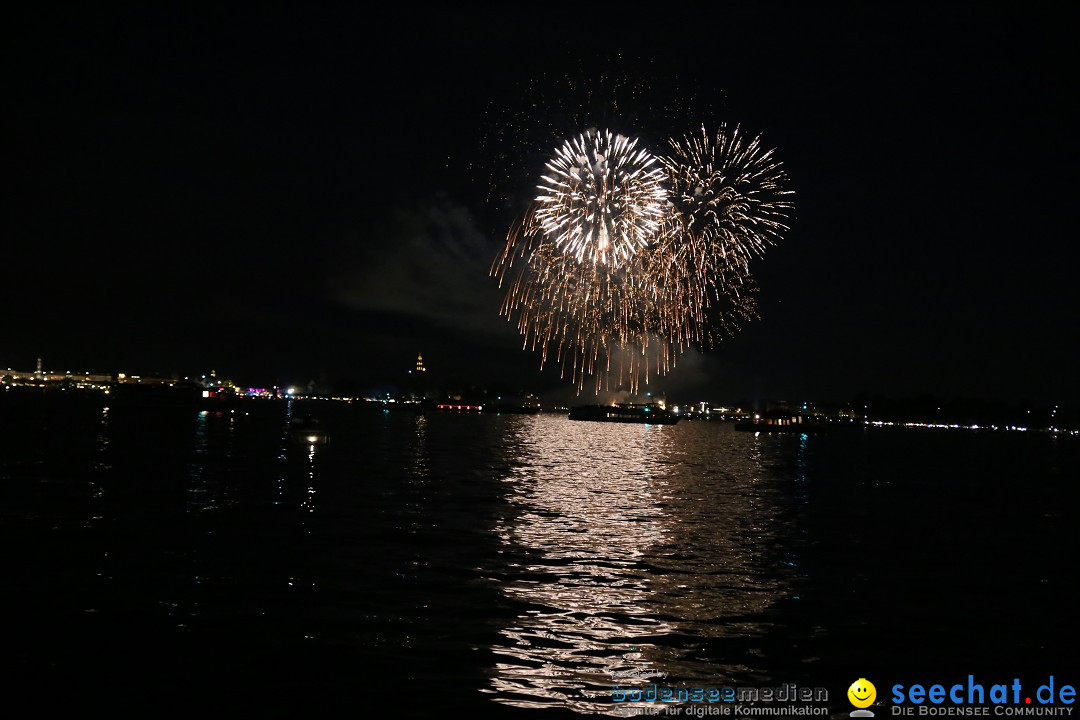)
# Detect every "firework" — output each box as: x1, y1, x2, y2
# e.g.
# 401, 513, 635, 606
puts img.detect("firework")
661, 124, 793, 300
533, 129, 668, 269
492, 124, 791, 394
650, 124, 792, 356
